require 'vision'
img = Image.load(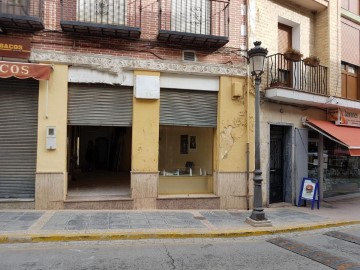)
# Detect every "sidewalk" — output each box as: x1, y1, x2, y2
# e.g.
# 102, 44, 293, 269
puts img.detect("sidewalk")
0, 197, 359, 244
